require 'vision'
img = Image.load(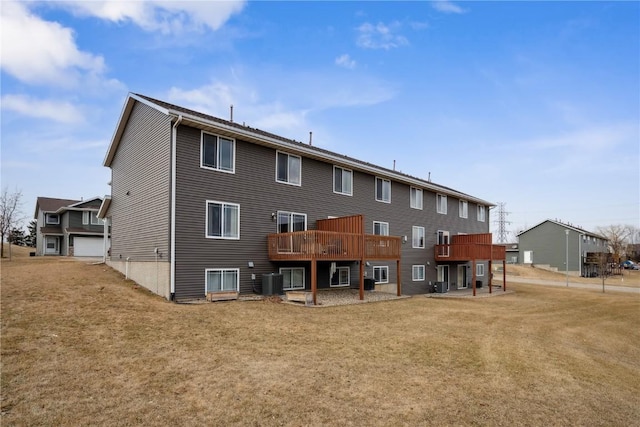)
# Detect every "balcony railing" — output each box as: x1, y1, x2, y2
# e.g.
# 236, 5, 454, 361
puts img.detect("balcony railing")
434, 243, 506, 262
268, 231, 401, 261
